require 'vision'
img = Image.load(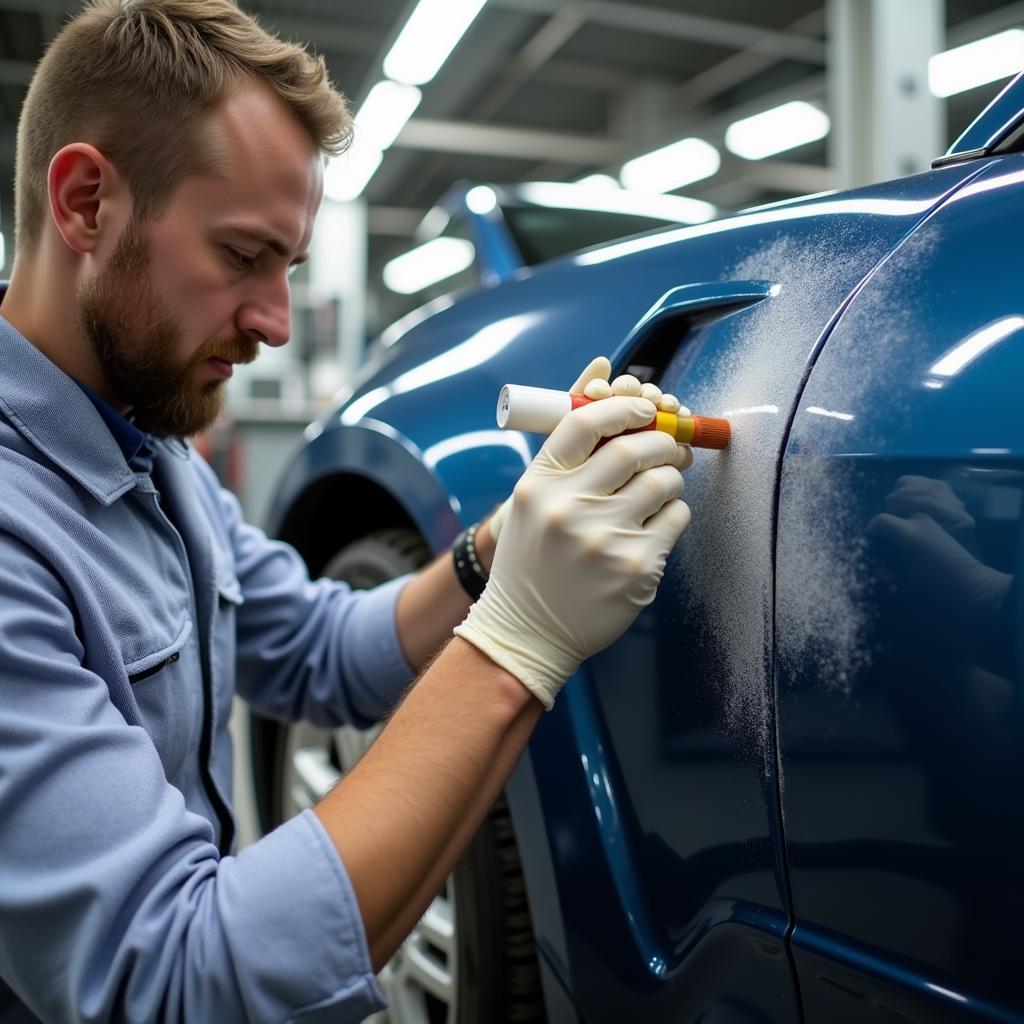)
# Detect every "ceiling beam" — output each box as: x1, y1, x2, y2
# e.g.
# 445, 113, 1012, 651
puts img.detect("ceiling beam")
527, 56, 633, 93
357, 0, 532, 203
394, 117, 621, 164
700, 73, 827, 135
528, 71, 830, 198
948, 1, 1024, 47
350, 0, 420, 107
489, 0, 826, 64
602, 72, 828, 179
673, 10, 826, 111
698, 157, 837, 204
471, 8, 586, 121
